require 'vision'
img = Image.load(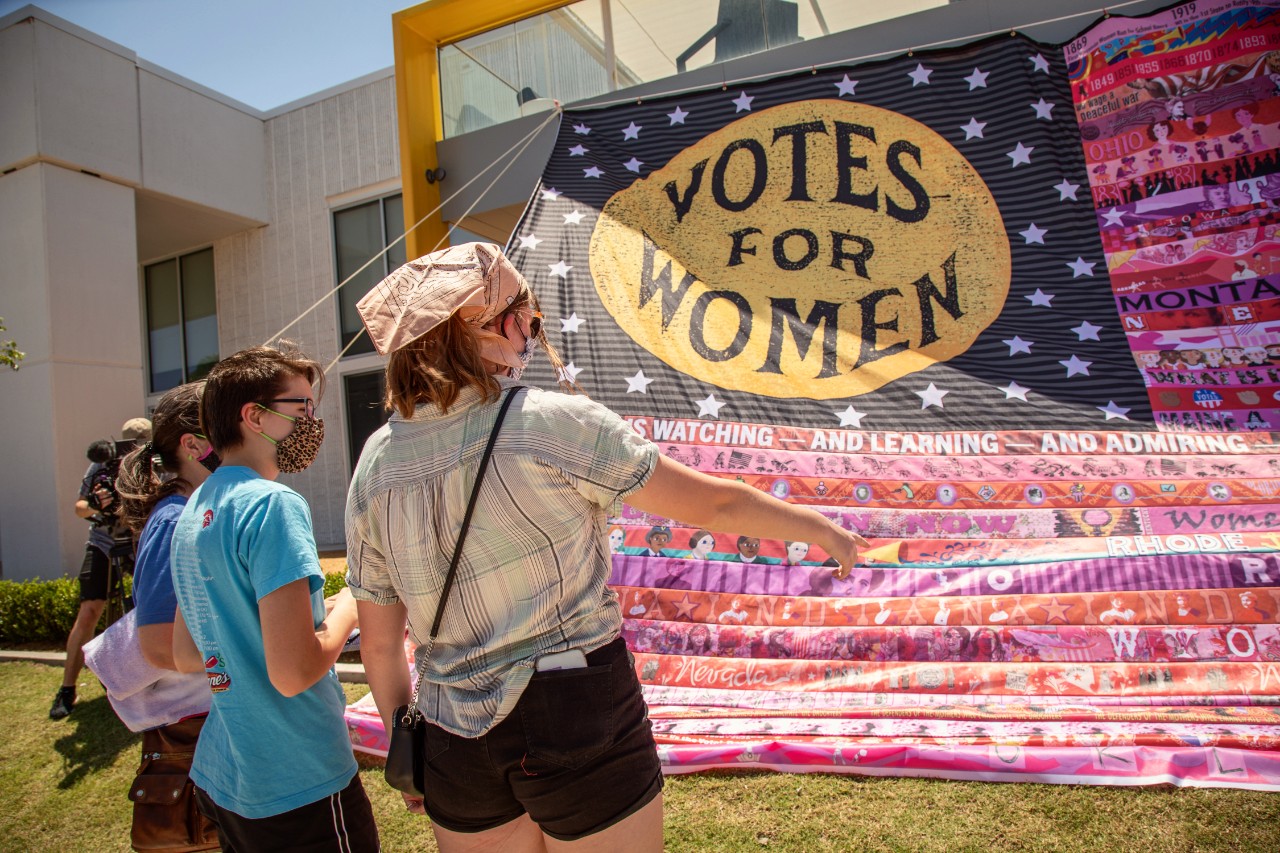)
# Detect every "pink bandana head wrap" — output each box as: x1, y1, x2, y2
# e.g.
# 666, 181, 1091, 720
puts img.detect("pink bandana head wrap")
356, 242, 530, 364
